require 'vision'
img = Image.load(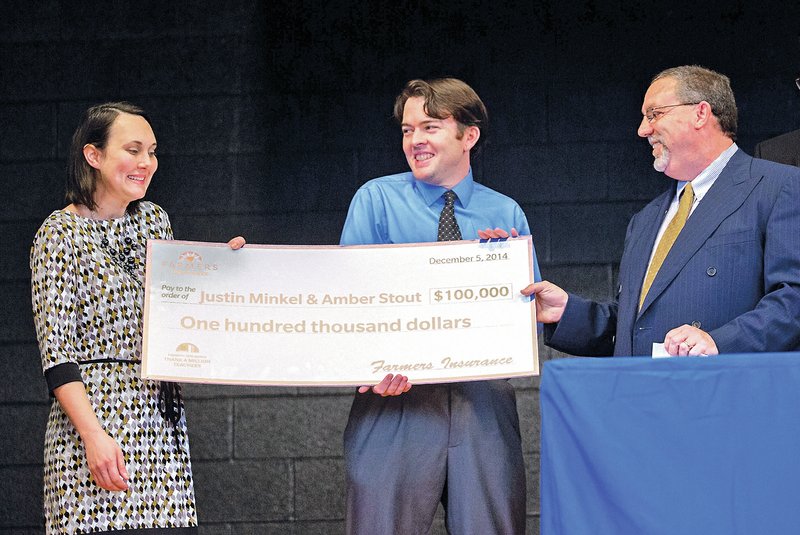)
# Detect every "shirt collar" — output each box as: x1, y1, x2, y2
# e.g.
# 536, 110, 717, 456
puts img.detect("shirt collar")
414, 169, 475, 208
677, 143, 738, 201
